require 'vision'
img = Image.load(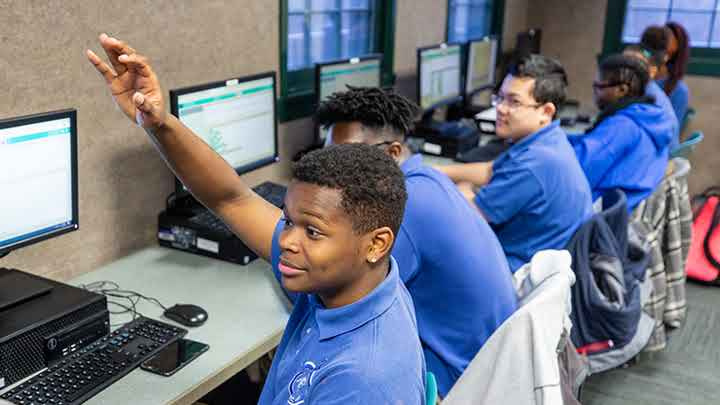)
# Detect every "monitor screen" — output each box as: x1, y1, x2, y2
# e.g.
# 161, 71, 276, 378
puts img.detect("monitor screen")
418, 43, 462, 111
0, 110, 78, 254
316, 56, 382, 143
171, 72, 278, 191
466, 37, 498, 95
